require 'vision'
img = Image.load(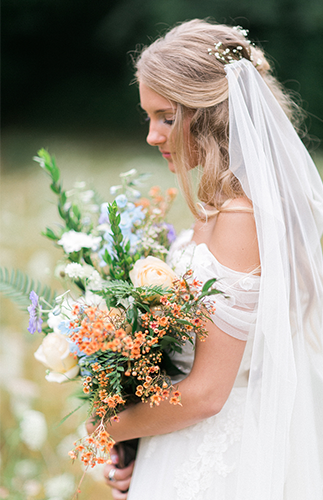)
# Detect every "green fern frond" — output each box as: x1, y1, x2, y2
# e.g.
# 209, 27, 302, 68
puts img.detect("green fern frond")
0, 267, 56, 311
101, 280, 169, 301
